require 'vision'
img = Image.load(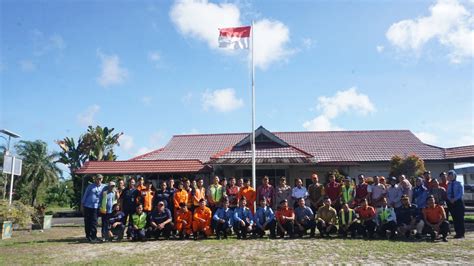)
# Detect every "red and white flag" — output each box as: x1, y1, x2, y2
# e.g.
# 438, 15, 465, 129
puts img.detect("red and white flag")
218, 26, 251, 49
